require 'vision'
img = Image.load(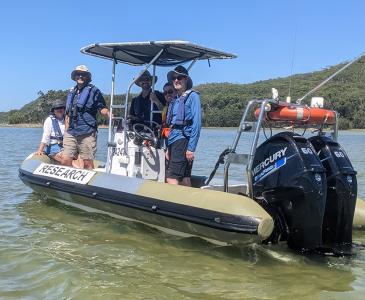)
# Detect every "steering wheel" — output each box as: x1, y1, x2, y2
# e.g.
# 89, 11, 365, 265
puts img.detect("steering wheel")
132, 123, 157, 143
147, 120, 161, 131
